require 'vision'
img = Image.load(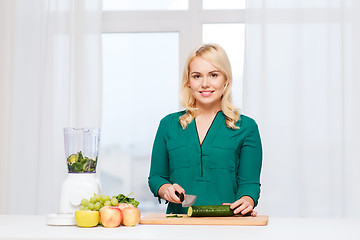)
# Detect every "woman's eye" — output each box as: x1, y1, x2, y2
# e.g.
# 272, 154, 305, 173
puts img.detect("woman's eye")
193, 75, 201, 79
210, 73, 218, 78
